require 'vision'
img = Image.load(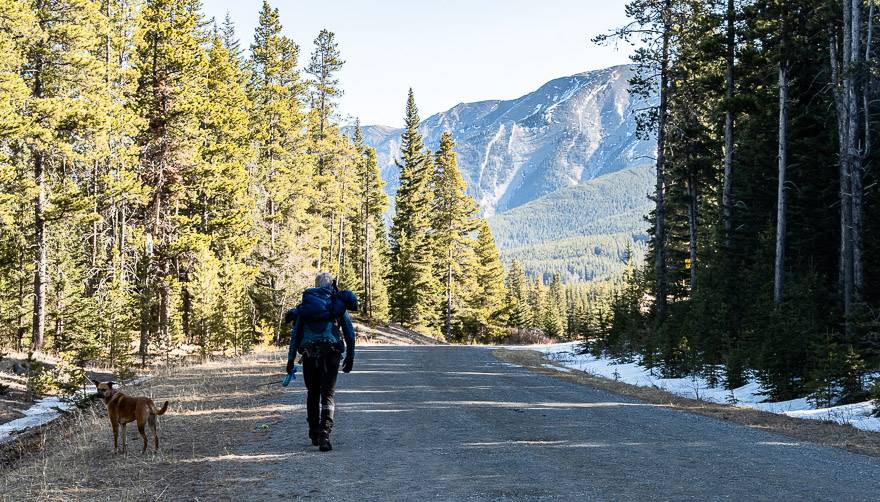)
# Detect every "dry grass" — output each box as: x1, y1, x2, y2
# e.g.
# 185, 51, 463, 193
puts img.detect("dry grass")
0, 349, 294, 501
493, 348, 880, 458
